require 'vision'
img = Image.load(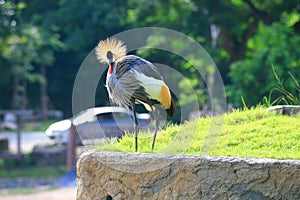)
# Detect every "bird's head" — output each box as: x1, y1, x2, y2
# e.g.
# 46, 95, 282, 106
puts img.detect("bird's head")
106, 51, 115, 64
95, 38, 127, 64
